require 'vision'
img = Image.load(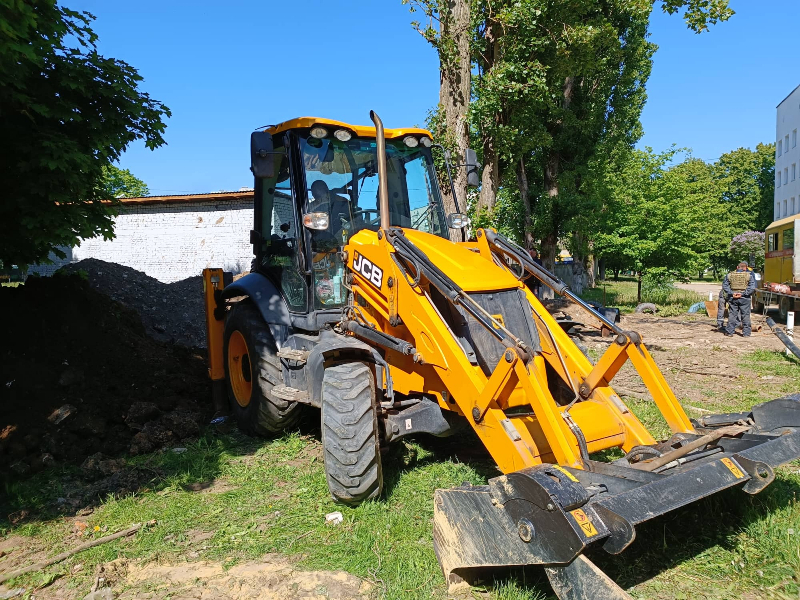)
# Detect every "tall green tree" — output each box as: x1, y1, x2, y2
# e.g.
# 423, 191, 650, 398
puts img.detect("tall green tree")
403, 0, 733, 286
0, 1, 170, 266
713, 144, 776, 232
593, 149, 722, 300
101, 165, 150, 199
